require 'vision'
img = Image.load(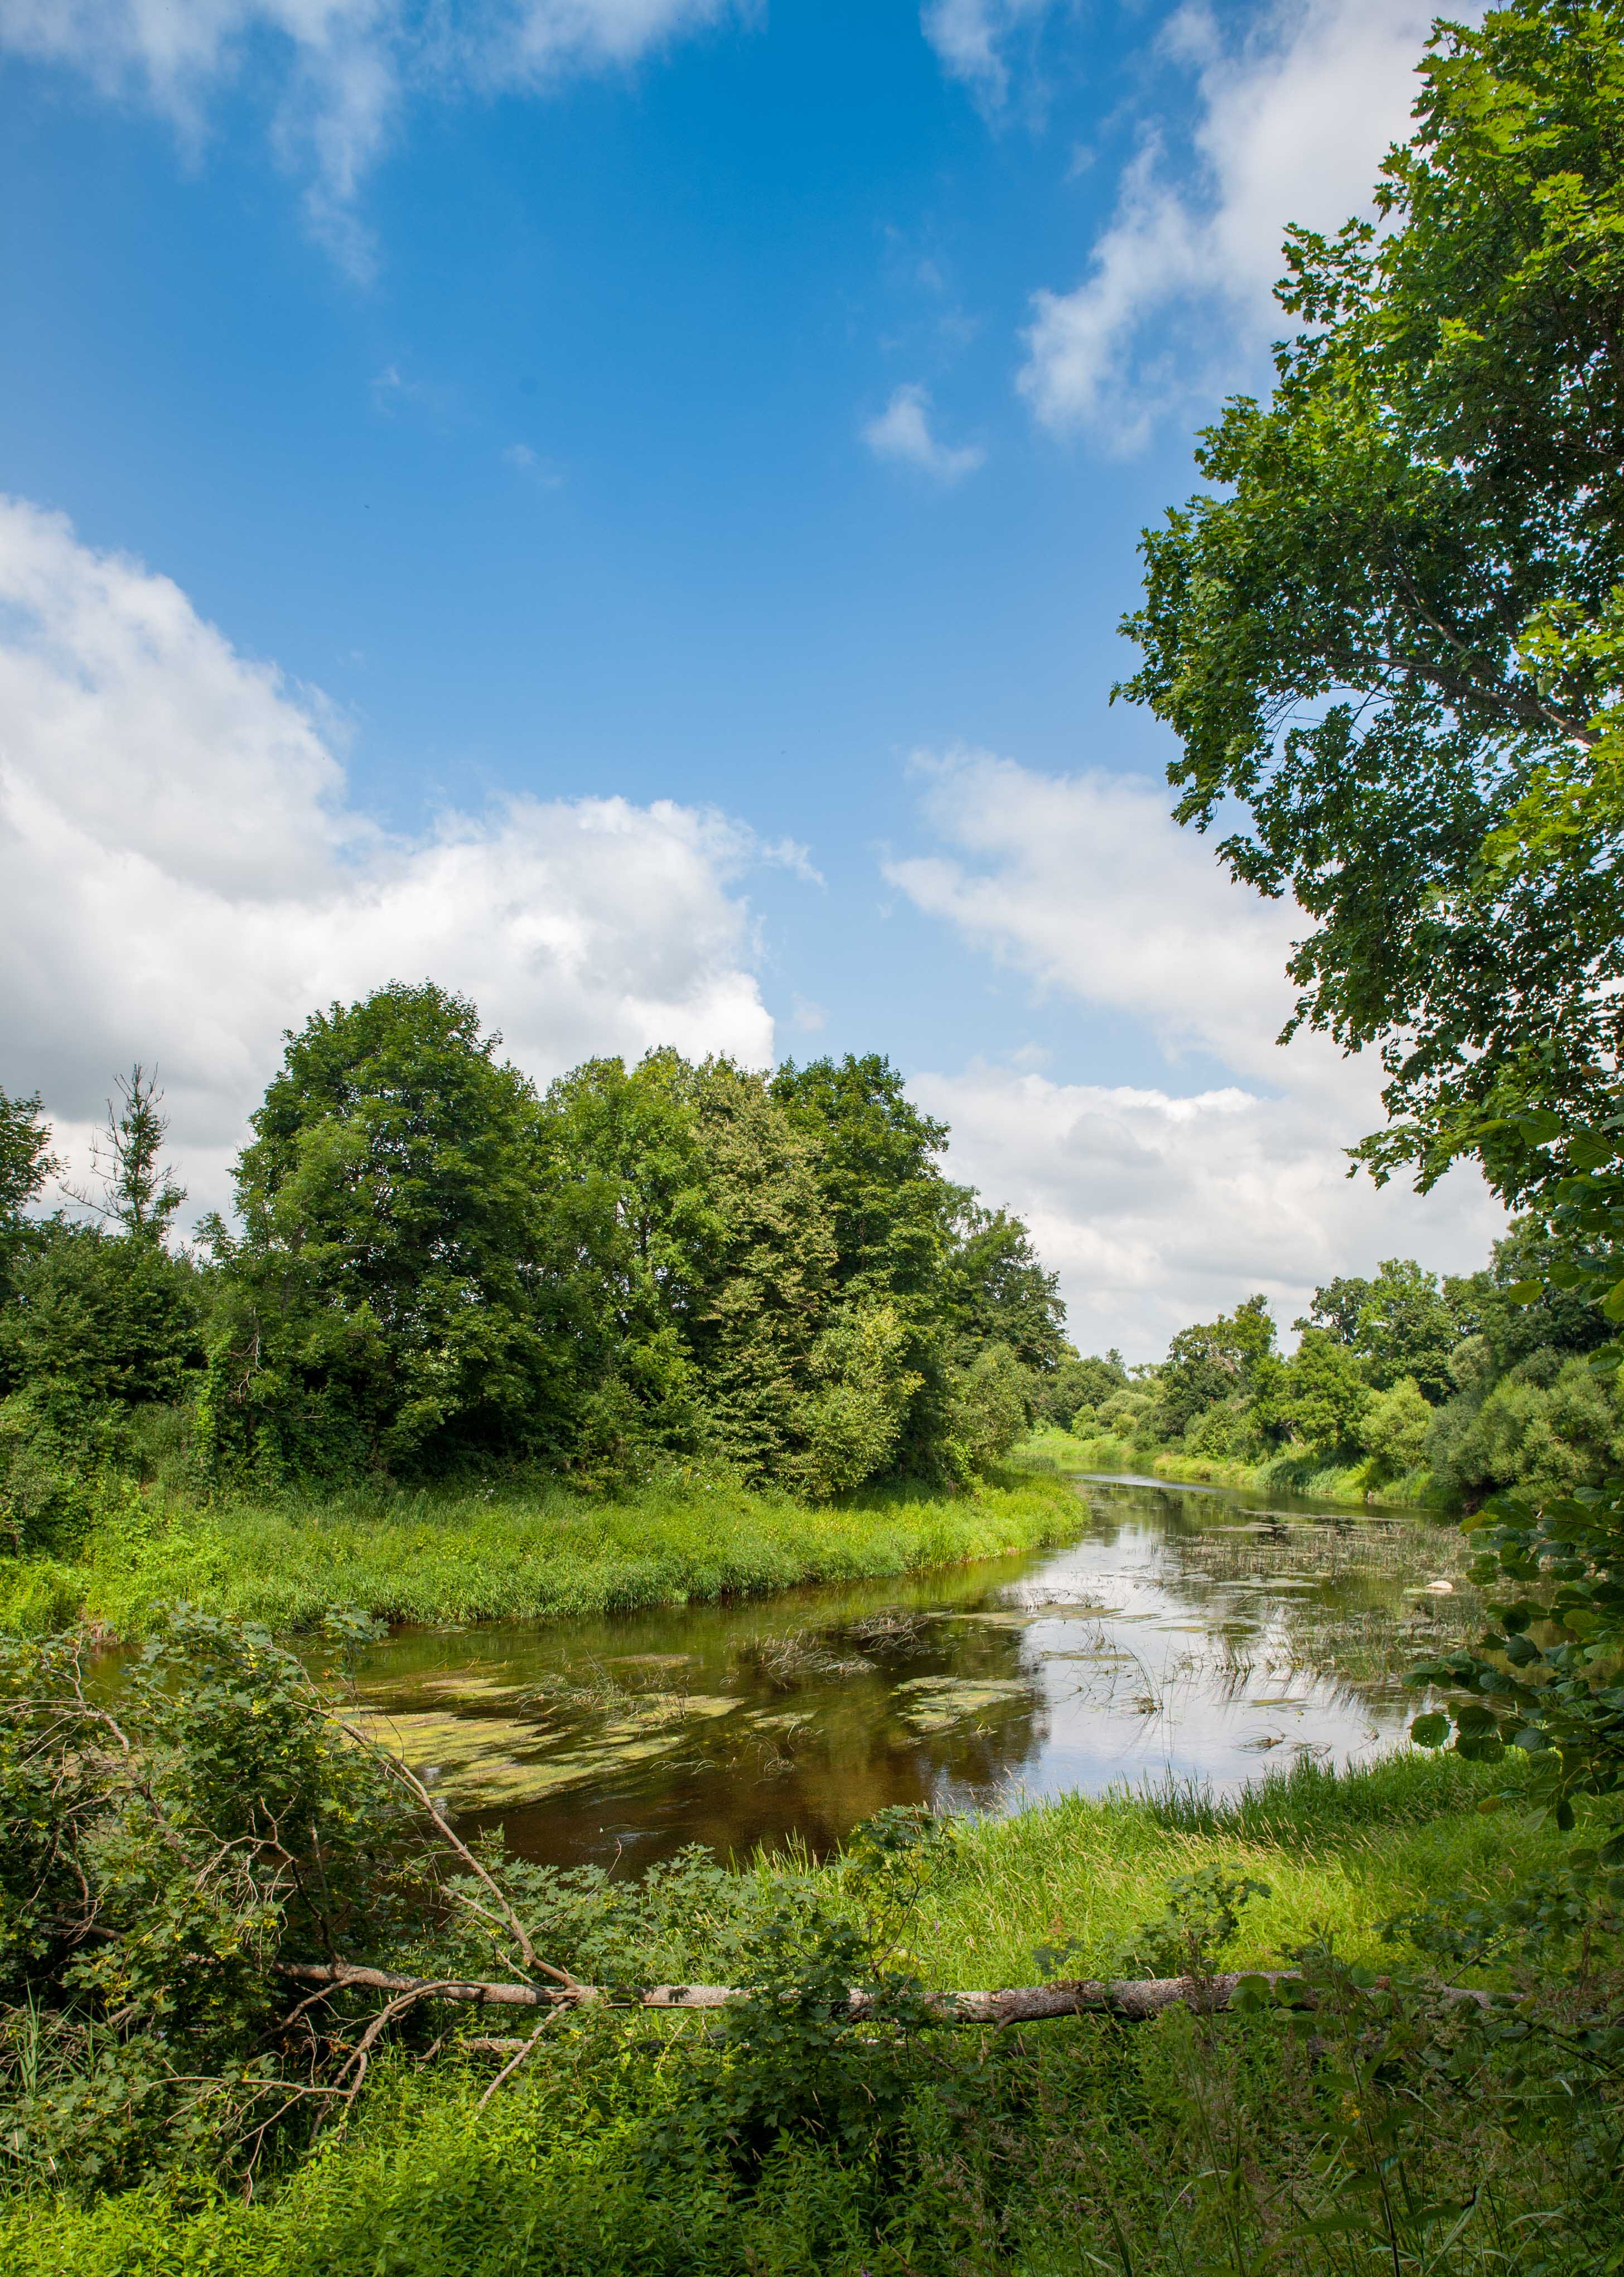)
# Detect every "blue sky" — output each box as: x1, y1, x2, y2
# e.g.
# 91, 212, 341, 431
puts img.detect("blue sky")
0, 0, 1500, 1352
